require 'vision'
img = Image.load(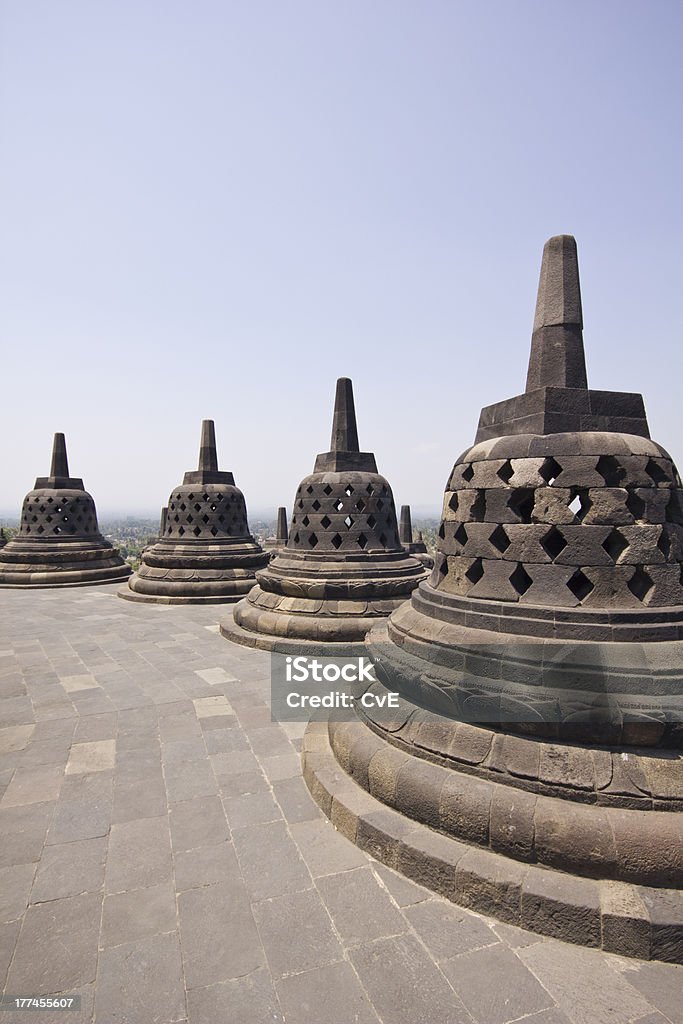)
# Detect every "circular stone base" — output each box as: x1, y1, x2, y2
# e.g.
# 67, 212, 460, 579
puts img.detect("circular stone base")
118, 584, 245, 606
219, 612, 369, 656
302, 716, 683, 963
0, 566, 132, 589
